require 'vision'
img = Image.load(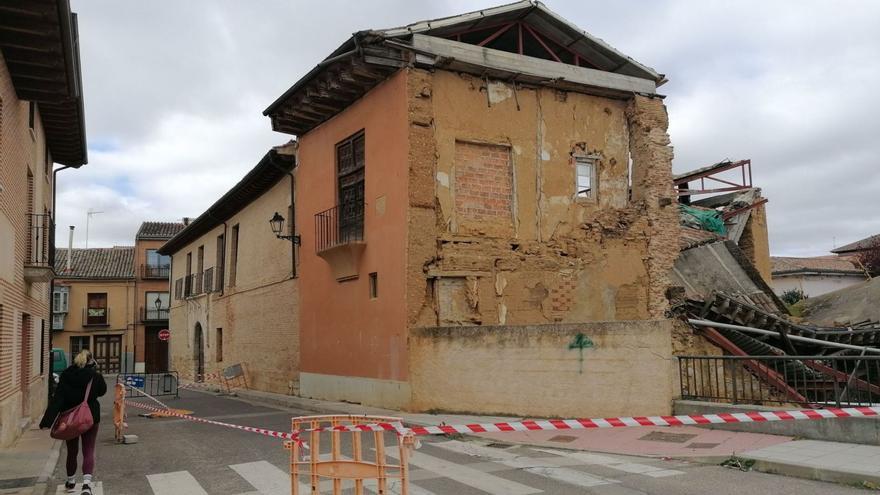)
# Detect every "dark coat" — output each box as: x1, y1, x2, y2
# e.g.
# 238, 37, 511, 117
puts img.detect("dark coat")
40, 364, 107, 428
